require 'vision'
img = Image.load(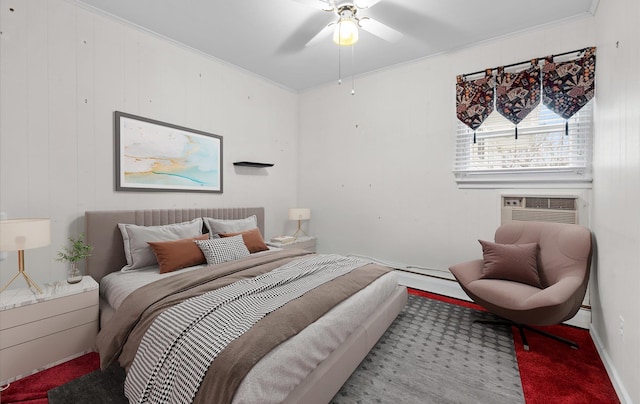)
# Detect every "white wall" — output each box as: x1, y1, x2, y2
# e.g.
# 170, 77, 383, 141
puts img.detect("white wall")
299, 17, 596, 269
299, 12, 638, 404
0, 0, 299, 286
591, 0, 640, 403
